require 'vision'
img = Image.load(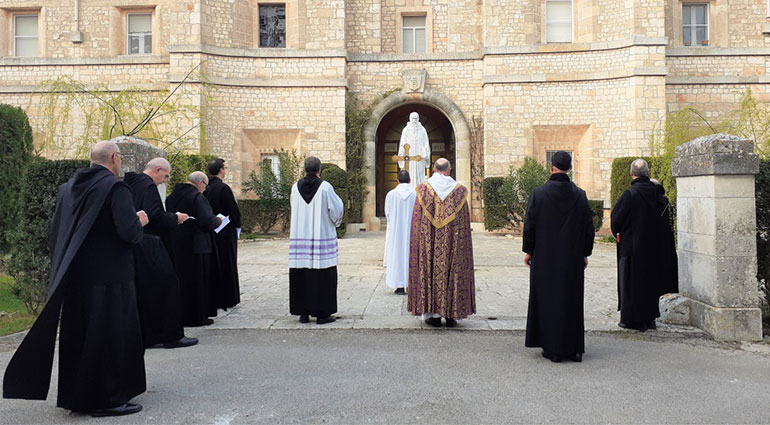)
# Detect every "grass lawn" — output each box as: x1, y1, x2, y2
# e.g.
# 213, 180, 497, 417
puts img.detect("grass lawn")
0, 275, 36, 336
